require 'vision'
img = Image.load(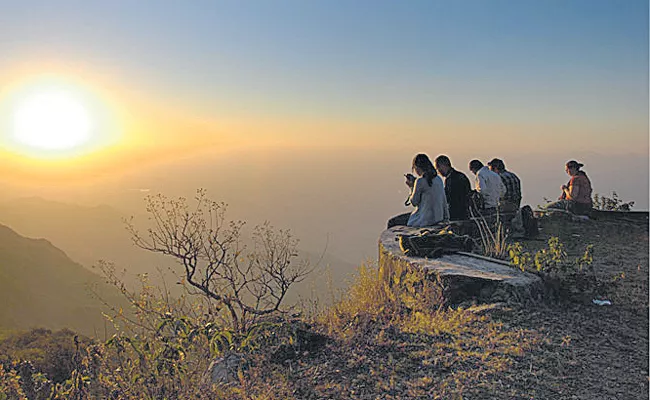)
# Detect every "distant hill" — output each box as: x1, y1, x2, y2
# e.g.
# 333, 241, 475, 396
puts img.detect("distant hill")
0, 197, 358, 305
0, 197, 155, 271
0, 223, 128, 338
